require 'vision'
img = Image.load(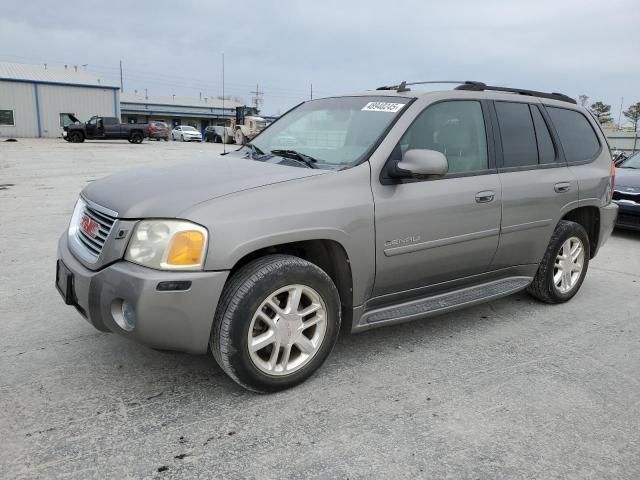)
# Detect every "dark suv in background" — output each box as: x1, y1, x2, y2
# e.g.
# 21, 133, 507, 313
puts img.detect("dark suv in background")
204, 125, 225, 143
